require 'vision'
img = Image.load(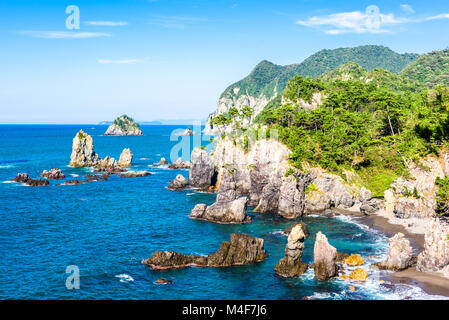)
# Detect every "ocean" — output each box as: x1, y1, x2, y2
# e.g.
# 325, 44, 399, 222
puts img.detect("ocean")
0, 125, 444, 300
